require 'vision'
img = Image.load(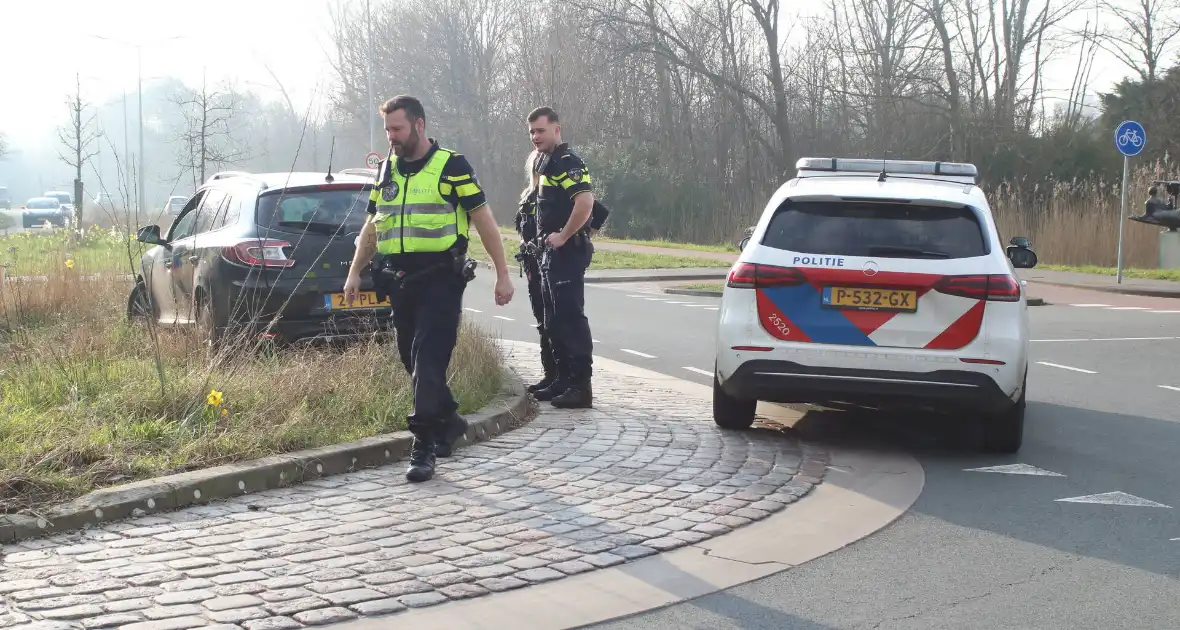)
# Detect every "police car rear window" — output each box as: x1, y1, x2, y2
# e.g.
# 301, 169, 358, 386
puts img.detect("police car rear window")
761, 200, 988, 260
